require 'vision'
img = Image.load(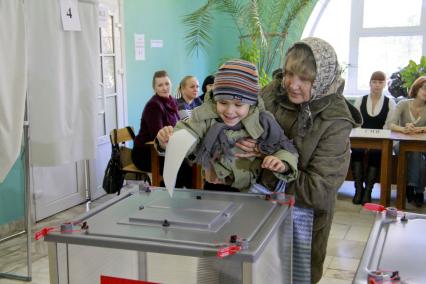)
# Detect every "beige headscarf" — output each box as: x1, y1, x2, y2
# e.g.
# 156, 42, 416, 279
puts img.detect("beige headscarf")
286, 37, 345, 136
